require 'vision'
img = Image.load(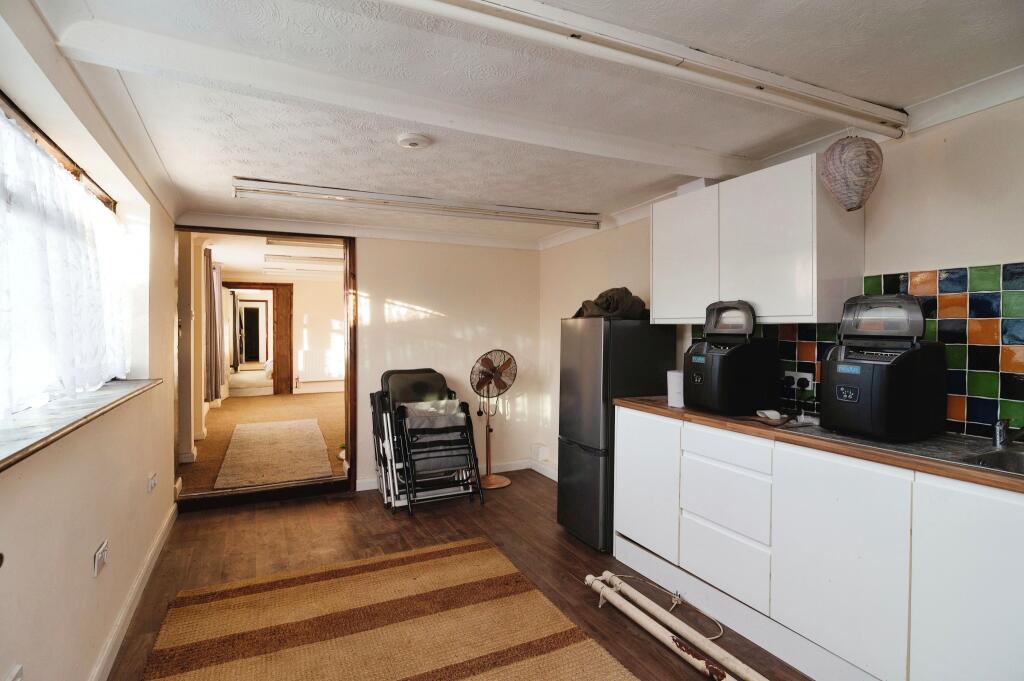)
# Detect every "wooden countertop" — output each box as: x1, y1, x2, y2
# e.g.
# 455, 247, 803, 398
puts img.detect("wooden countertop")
614, 396, 1024, 494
